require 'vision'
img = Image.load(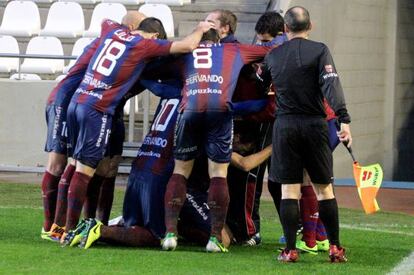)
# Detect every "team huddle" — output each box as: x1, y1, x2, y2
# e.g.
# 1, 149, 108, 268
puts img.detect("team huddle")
40, 6, 352, 263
